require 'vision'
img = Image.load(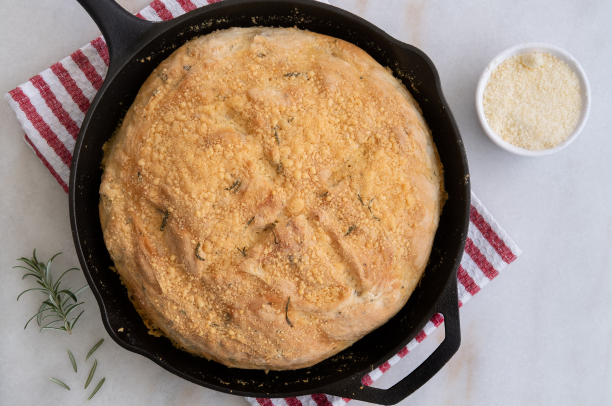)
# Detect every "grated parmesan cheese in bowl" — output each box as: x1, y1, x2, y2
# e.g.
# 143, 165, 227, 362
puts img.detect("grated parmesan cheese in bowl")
476, 43, 590, 156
